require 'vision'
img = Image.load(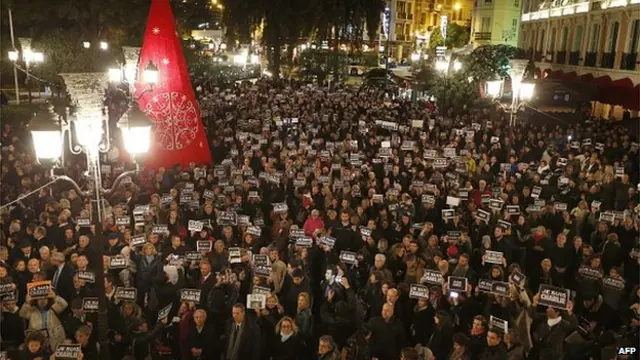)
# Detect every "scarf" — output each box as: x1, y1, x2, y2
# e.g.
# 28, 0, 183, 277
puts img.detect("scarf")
547, 316, 562, 327
280, 332, 292, 342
